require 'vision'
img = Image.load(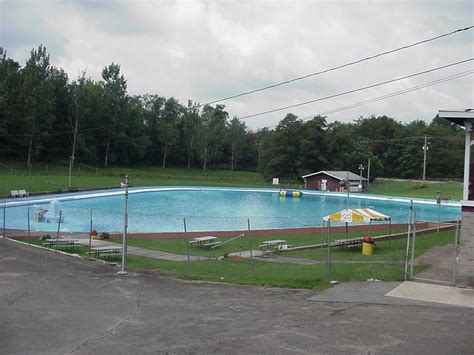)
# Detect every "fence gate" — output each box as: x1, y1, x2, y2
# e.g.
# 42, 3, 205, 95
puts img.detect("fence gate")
405, 218, 460, 286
